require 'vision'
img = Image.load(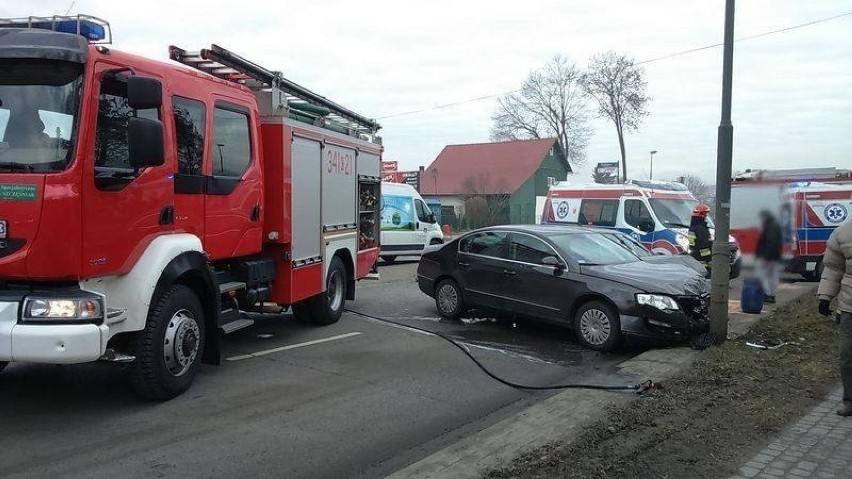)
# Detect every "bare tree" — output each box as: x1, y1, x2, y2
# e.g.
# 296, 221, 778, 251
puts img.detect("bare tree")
675, 174, 712, 204
582, 51, 650, 182
461, 173, 511, 228
592, 170, 618, 184
491, 55, 592, 167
